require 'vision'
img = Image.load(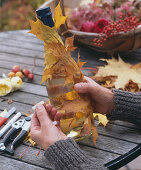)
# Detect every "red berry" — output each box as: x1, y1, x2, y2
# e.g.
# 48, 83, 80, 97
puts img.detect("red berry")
12, 65, 20, 73
28, 73, 34, 80
22, 69, 30, 76
81, 21, 95, 32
